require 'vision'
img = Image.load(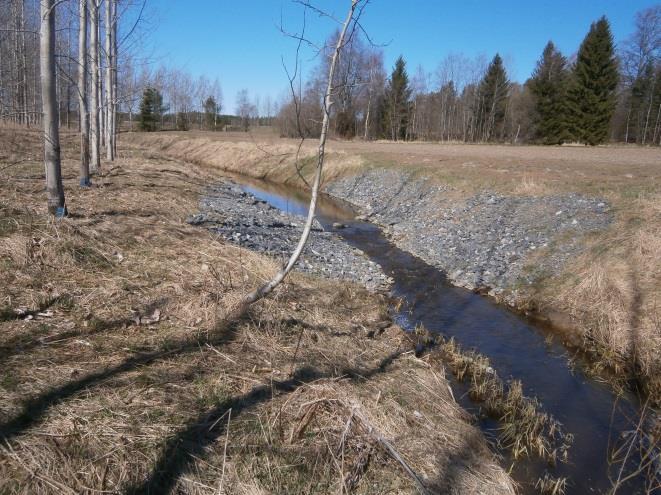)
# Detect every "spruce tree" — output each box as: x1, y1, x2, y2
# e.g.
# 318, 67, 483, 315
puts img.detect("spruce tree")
567, 17, 619, 145
529, 41, 570, 144
475, 54, 510, 141
382, 56, 411, 140
139, 87, 164, 132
